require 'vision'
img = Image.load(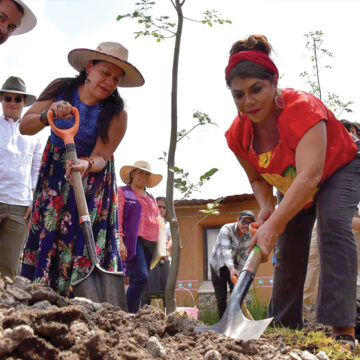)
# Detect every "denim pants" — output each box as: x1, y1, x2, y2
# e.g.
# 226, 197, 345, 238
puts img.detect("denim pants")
269, 154, 360, 329
0, 202, 28, 279
210, 265, 234, 318
126, 237, 155, 313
